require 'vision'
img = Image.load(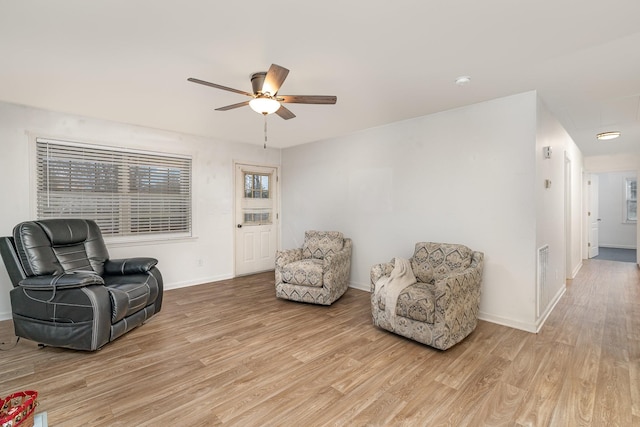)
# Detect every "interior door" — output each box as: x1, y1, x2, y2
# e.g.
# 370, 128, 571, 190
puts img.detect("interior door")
234, 163, 278, 276
588, 174, 600, 258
